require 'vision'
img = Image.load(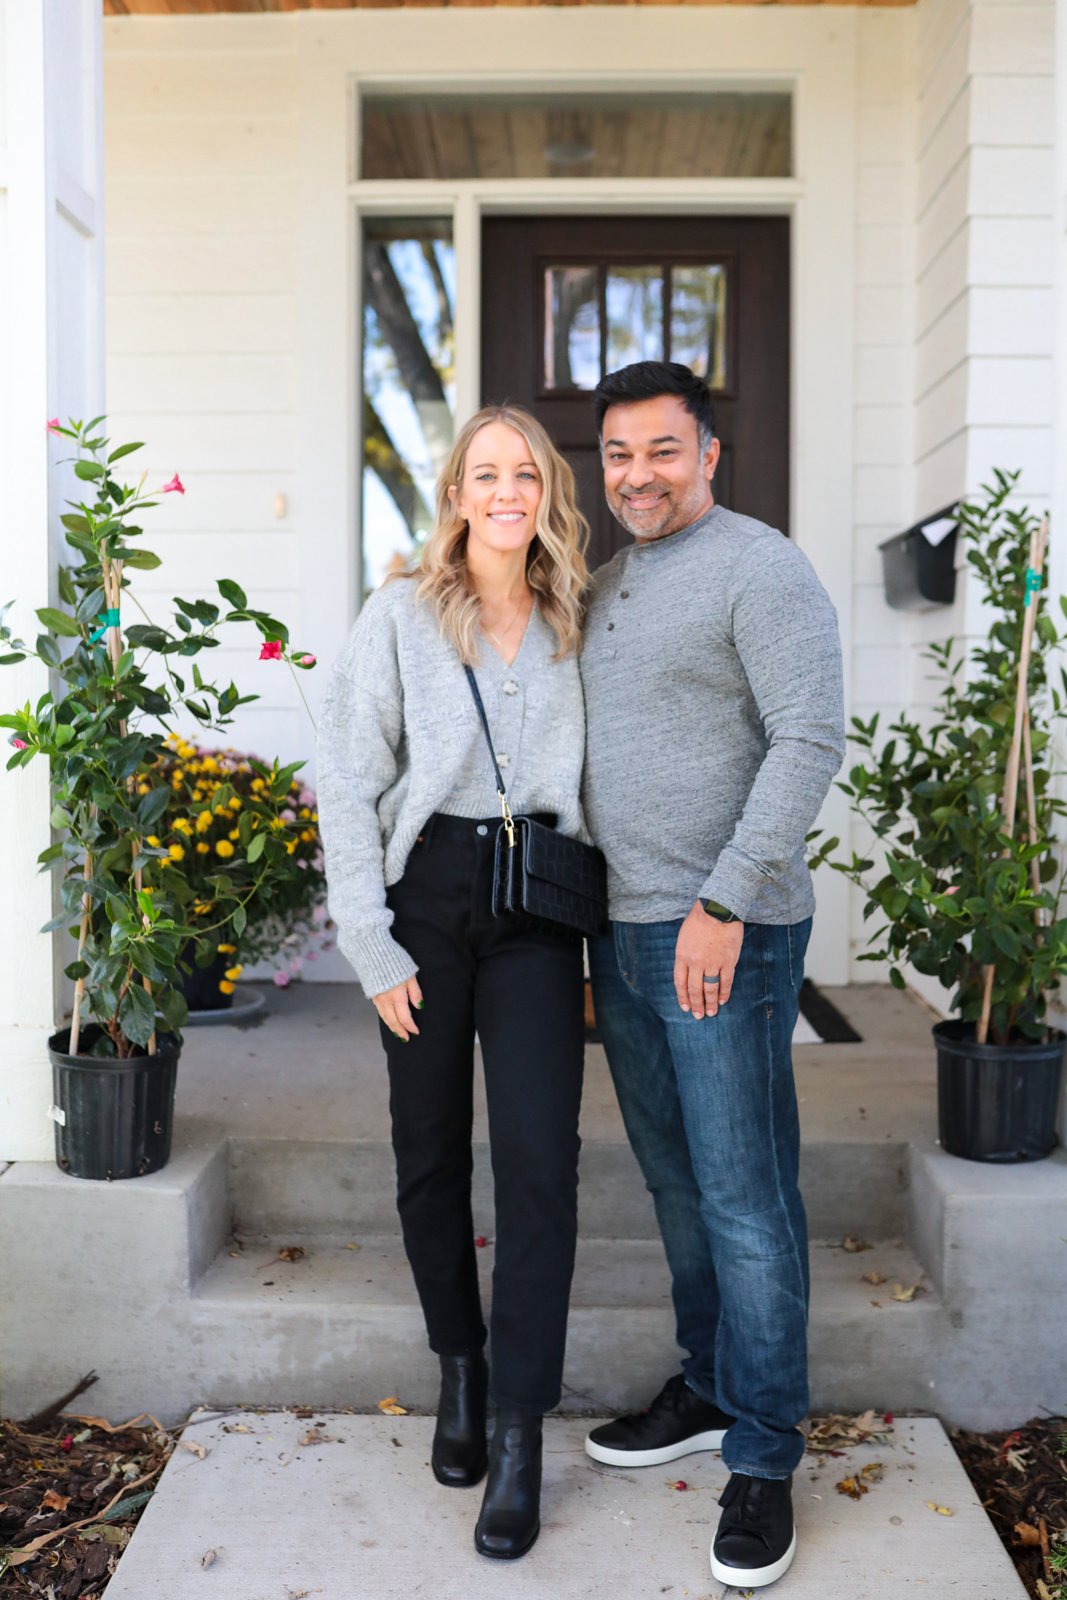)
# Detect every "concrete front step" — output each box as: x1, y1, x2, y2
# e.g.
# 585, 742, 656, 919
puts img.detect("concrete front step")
101, 1411, 1027, 1600
229, 1135, 910, 1242
187, 1233, 946, 1416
